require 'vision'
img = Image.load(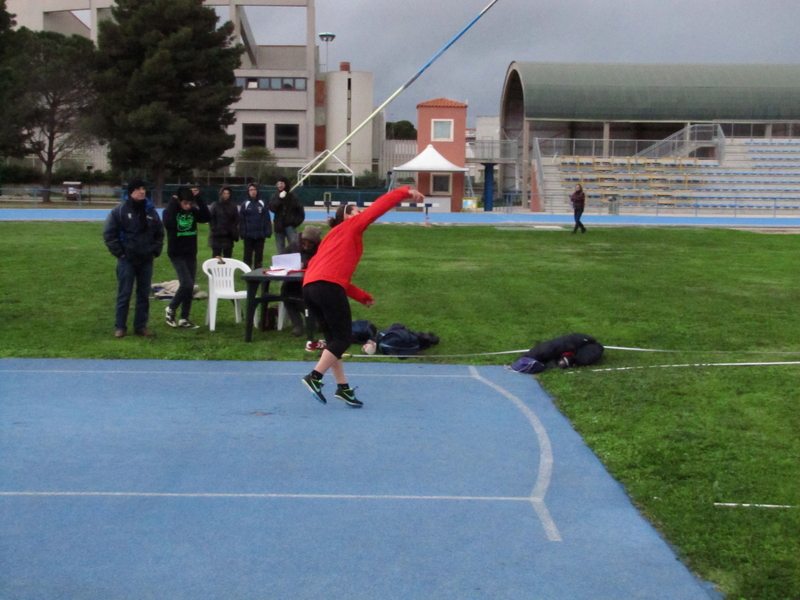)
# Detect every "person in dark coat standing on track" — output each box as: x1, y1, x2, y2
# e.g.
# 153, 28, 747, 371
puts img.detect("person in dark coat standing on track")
208, 186, 239, 258
268, 177, 305, 253
102, 178, 164, 339
163, 186, 211, 329
570, 184, 587, 233
300, 186, 425, 408
239, 183, 272, 268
